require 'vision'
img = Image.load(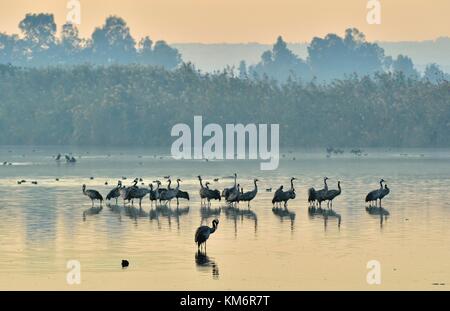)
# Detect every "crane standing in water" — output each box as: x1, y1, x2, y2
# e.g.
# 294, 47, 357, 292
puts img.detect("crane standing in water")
315, 177, 329, 208
120, 178, 138, 205
175, 179, 190, 205
365, 179, 385, 207
239, 179, 259, 208
272, 178, 296, 208
82, 184, 103, 207
159, 179, 181, 206
195, 219, 219, 251
106, 180, 122, 204
149, 181, 161, 206
205, 182, 221, 205
378, 183, 390, 207
226, 183, 241, 206
222, 173, 237, 200
324, 181, 342, 209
